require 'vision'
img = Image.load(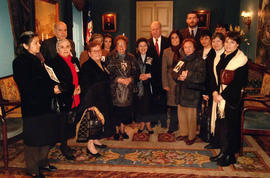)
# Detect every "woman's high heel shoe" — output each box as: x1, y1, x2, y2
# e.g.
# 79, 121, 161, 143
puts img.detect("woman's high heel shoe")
86, 147, 101, 158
